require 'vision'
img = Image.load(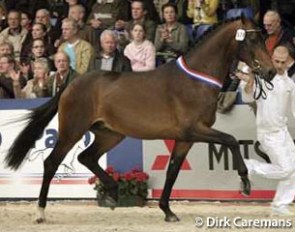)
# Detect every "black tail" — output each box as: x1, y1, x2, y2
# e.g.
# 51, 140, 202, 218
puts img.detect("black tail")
5, 87, 66, 170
